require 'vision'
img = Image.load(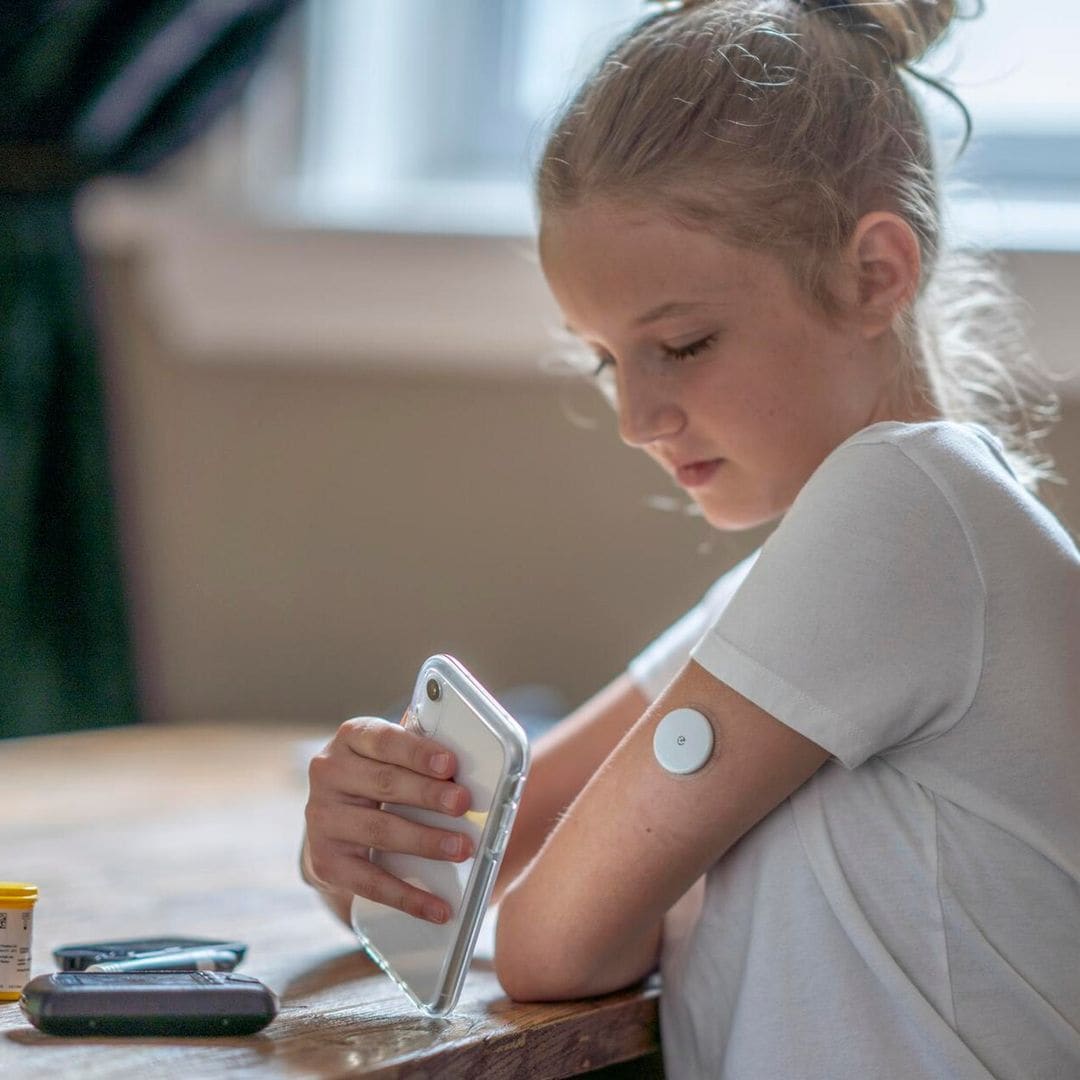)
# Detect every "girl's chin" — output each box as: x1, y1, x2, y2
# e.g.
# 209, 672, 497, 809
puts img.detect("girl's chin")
696, 495, 783, 533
